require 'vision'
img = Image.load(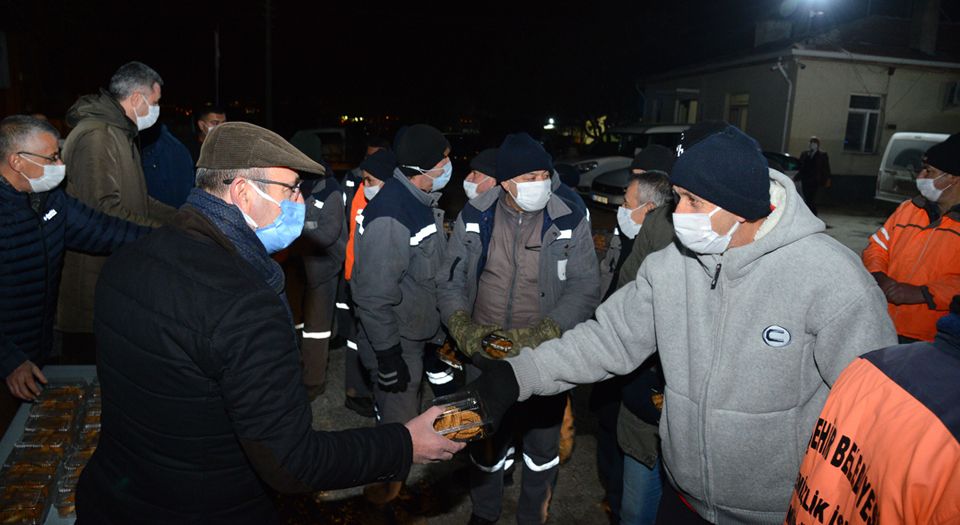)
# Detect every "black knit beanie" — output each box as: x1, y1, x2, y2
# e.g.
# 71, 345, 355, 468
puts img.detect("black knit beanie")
631, 144, 676, 174
925, 132, 960, 176
495, 133, 553, 183
395, 124, 450, 177
670, 124, 771, 220
470, 148, 498, 178
358, 149, 397, 183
